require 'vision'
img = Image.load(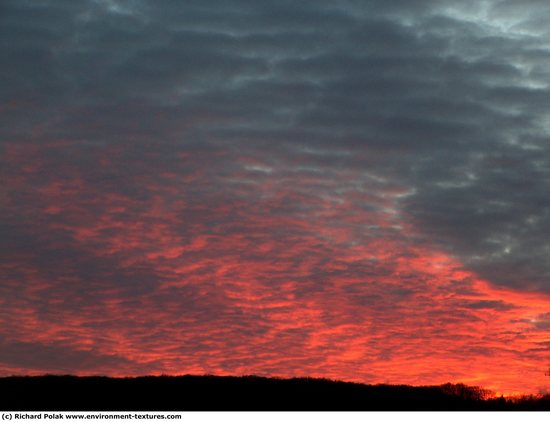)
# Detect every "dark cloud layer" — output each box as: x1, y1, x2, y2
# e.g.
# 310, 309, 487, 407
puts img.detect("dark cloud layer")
3, 0, 549, 291
0, 339, 133, 373
1, 0, 549, 394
